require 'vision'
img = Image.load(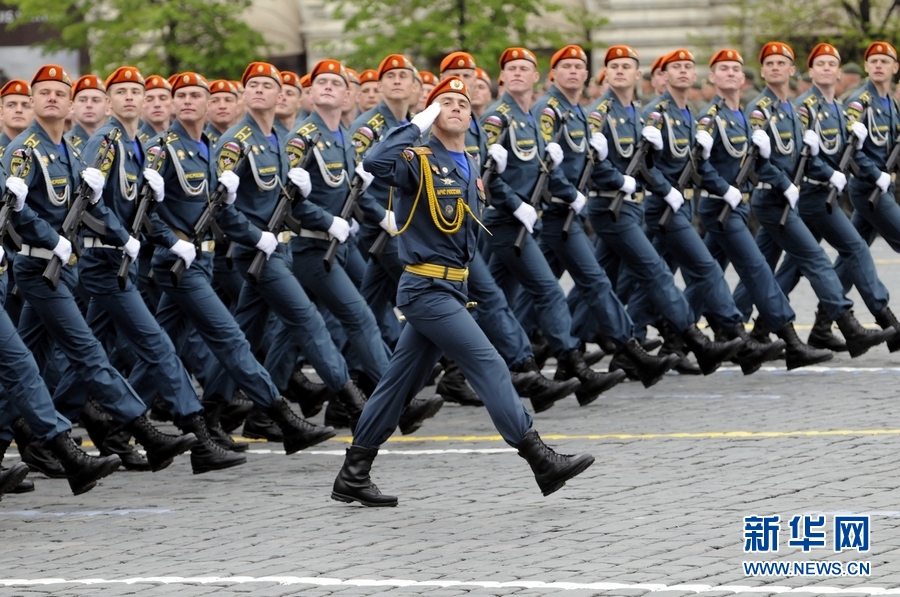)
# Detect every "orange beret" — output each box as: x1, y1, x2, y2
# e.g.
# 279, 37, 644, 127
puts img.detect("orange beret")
299, 74, 311, 88
596, 69, 606, 85
709, 49, 744, 67
72, 75, 105, 98
807, 43, 841, 68
605, 46, 639, 66
865, 41, 898, 62
499, 47, 537, 68
759, 41, 794, 64
280, 71, 302, 89
310, 59, 348, 85
660, 48, 695, 70
171, 72, 209, 93
425, 75, 469, 106
551, 45, 587, 69
105, 66, 144, 90
144, 75, 172, 92
231, 80, 244, 93
441, 52, 477, 73
419, 71, 436, 85
167, 74, 180, 87
475, 67, 491, 84
346, 68, 360, 85
242, 62, 281, 87
31, 65, 72, 87
359, 69, 378, 83
377, 54, 415, 78
0, 79, 30, 97
650, 55, 665, 73
209, 79, 237, 95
